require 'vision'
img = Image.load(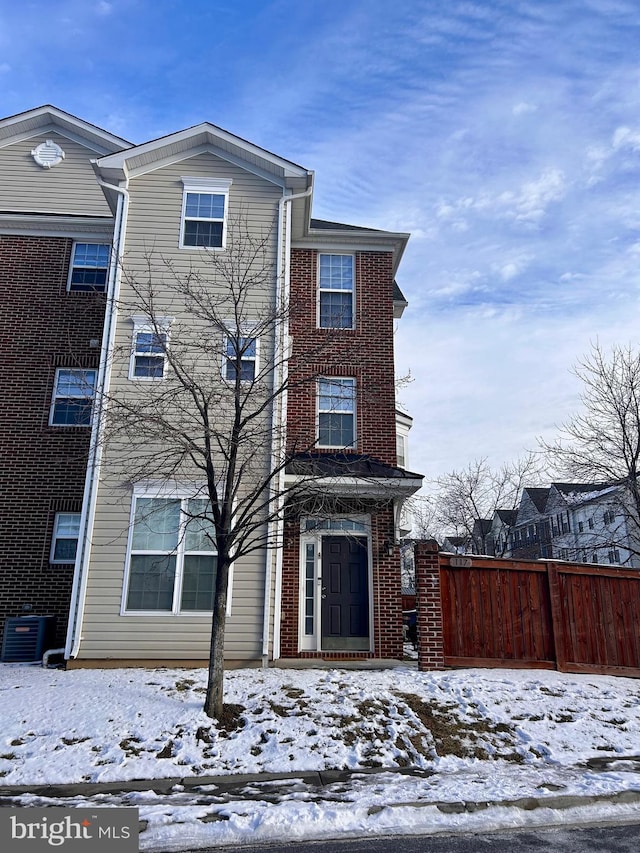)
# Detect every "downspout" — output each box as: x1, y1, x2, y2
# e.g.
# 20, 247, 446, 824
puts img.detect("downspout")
64, 178, 130, 660
262, 185, 312, 666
